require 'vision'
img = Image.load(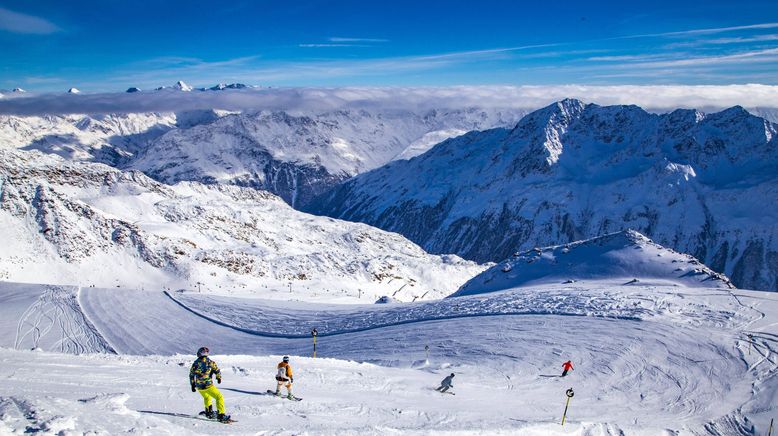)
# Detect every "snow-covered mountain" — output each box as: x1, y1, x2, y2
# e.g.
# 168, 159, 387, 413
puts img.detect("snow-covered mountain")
129, 107, 527, 207
0, 148, 484, 302
0, 106, 526, 208
209, 83, 250, 90
0, 112, 178, 165
309, 99, 778, 292
453, 230, 733, 297
173, 80, 193, 91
